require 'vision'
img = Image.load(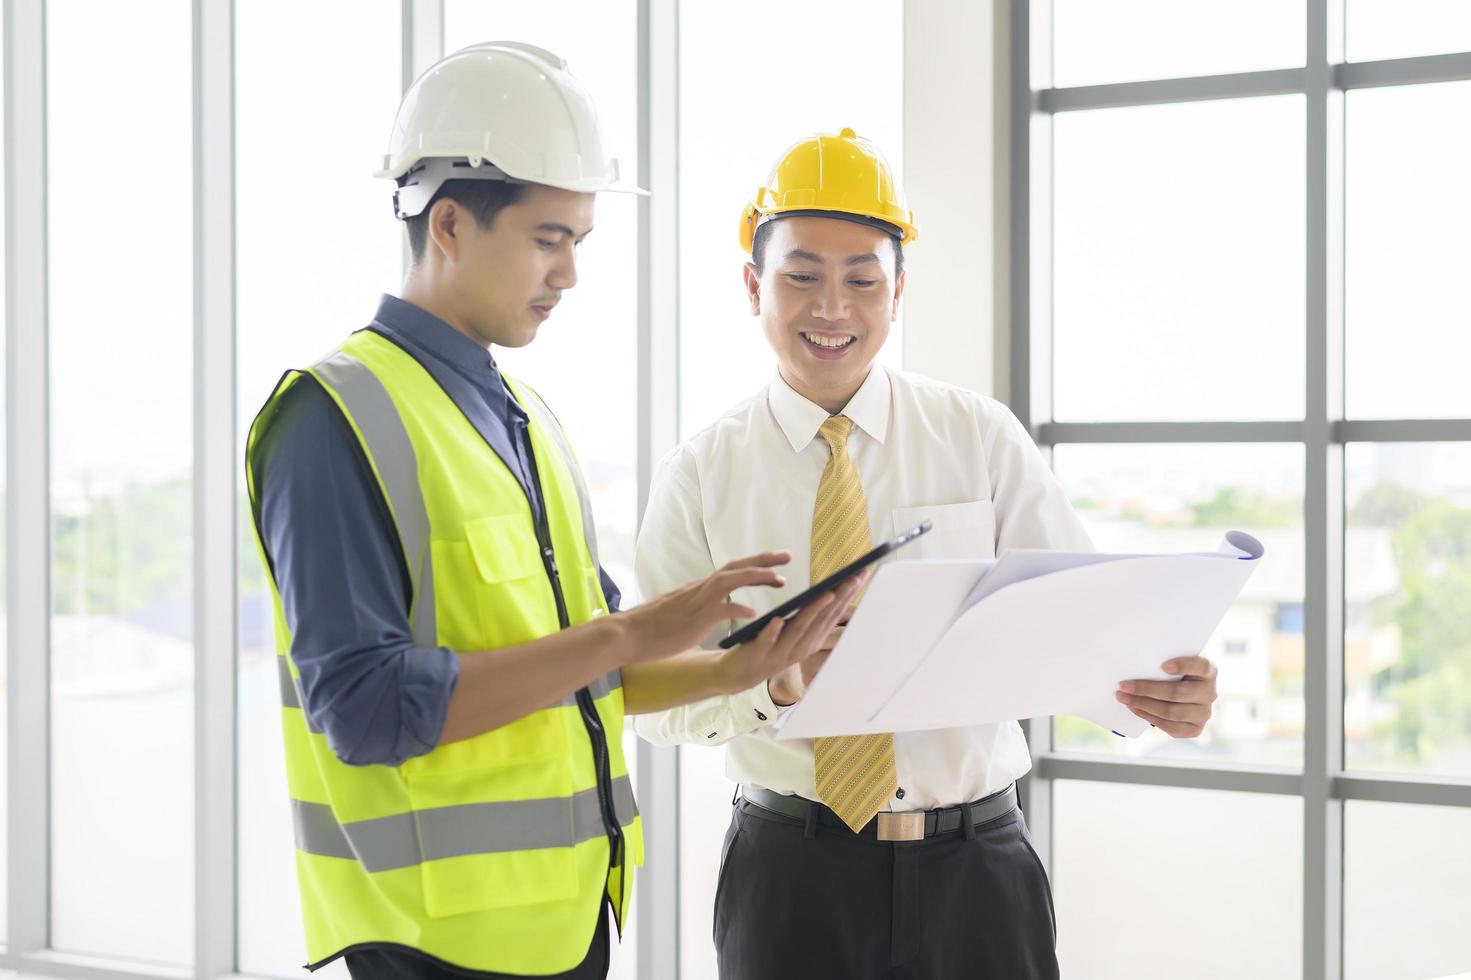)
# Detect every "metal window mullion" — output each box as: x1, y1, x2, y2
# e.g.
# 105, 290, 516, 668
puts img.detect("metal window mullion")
1038, 420, 1304, 446
636, 1, 679, 977
5, 0, 51, 959
192, 0, 236, 975
1335, 775, 1471, 808
1304, 0, 1347, 974
1035, 754, 1303, 796
1041, 67, 1306, 113
1337, 51, 1471, 91
1337, 418, 1471, 442
1011, 0, 1057, 870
